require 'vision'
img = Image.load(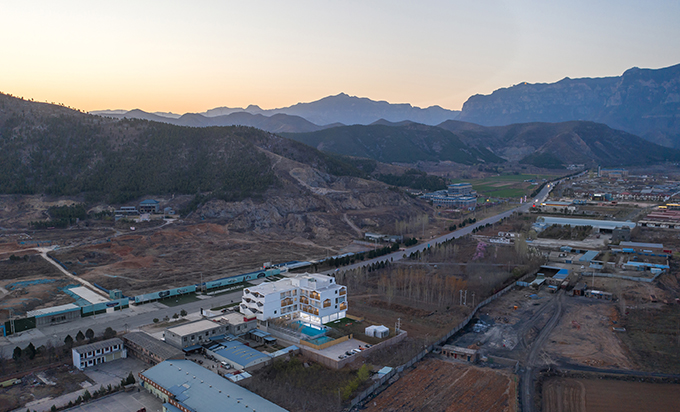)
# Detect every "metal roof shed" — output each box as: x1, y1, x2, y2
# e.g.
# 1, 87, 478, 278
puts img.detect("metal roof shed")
140, 360, 287, 412
579, 251, 599, 262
